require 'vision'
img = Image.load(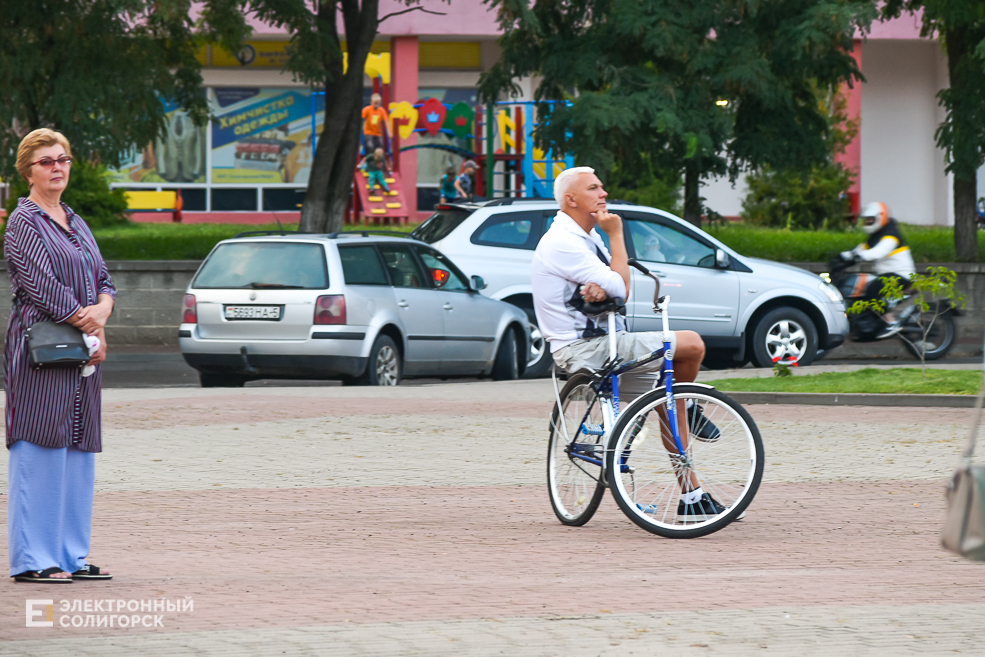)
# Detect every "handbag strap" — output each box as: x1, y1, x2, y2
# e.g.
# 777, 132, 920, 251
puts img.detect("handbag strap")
962, 330, 985, 461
